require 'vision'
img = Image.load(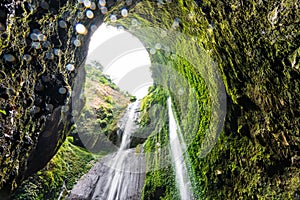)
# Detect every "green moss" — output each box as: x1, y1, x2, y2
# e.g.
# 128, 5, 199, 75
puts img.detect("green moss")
0, 109, 6, 115
138, 86, 176, 199
114, 0, 300, 199
12, 137, 95, 200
